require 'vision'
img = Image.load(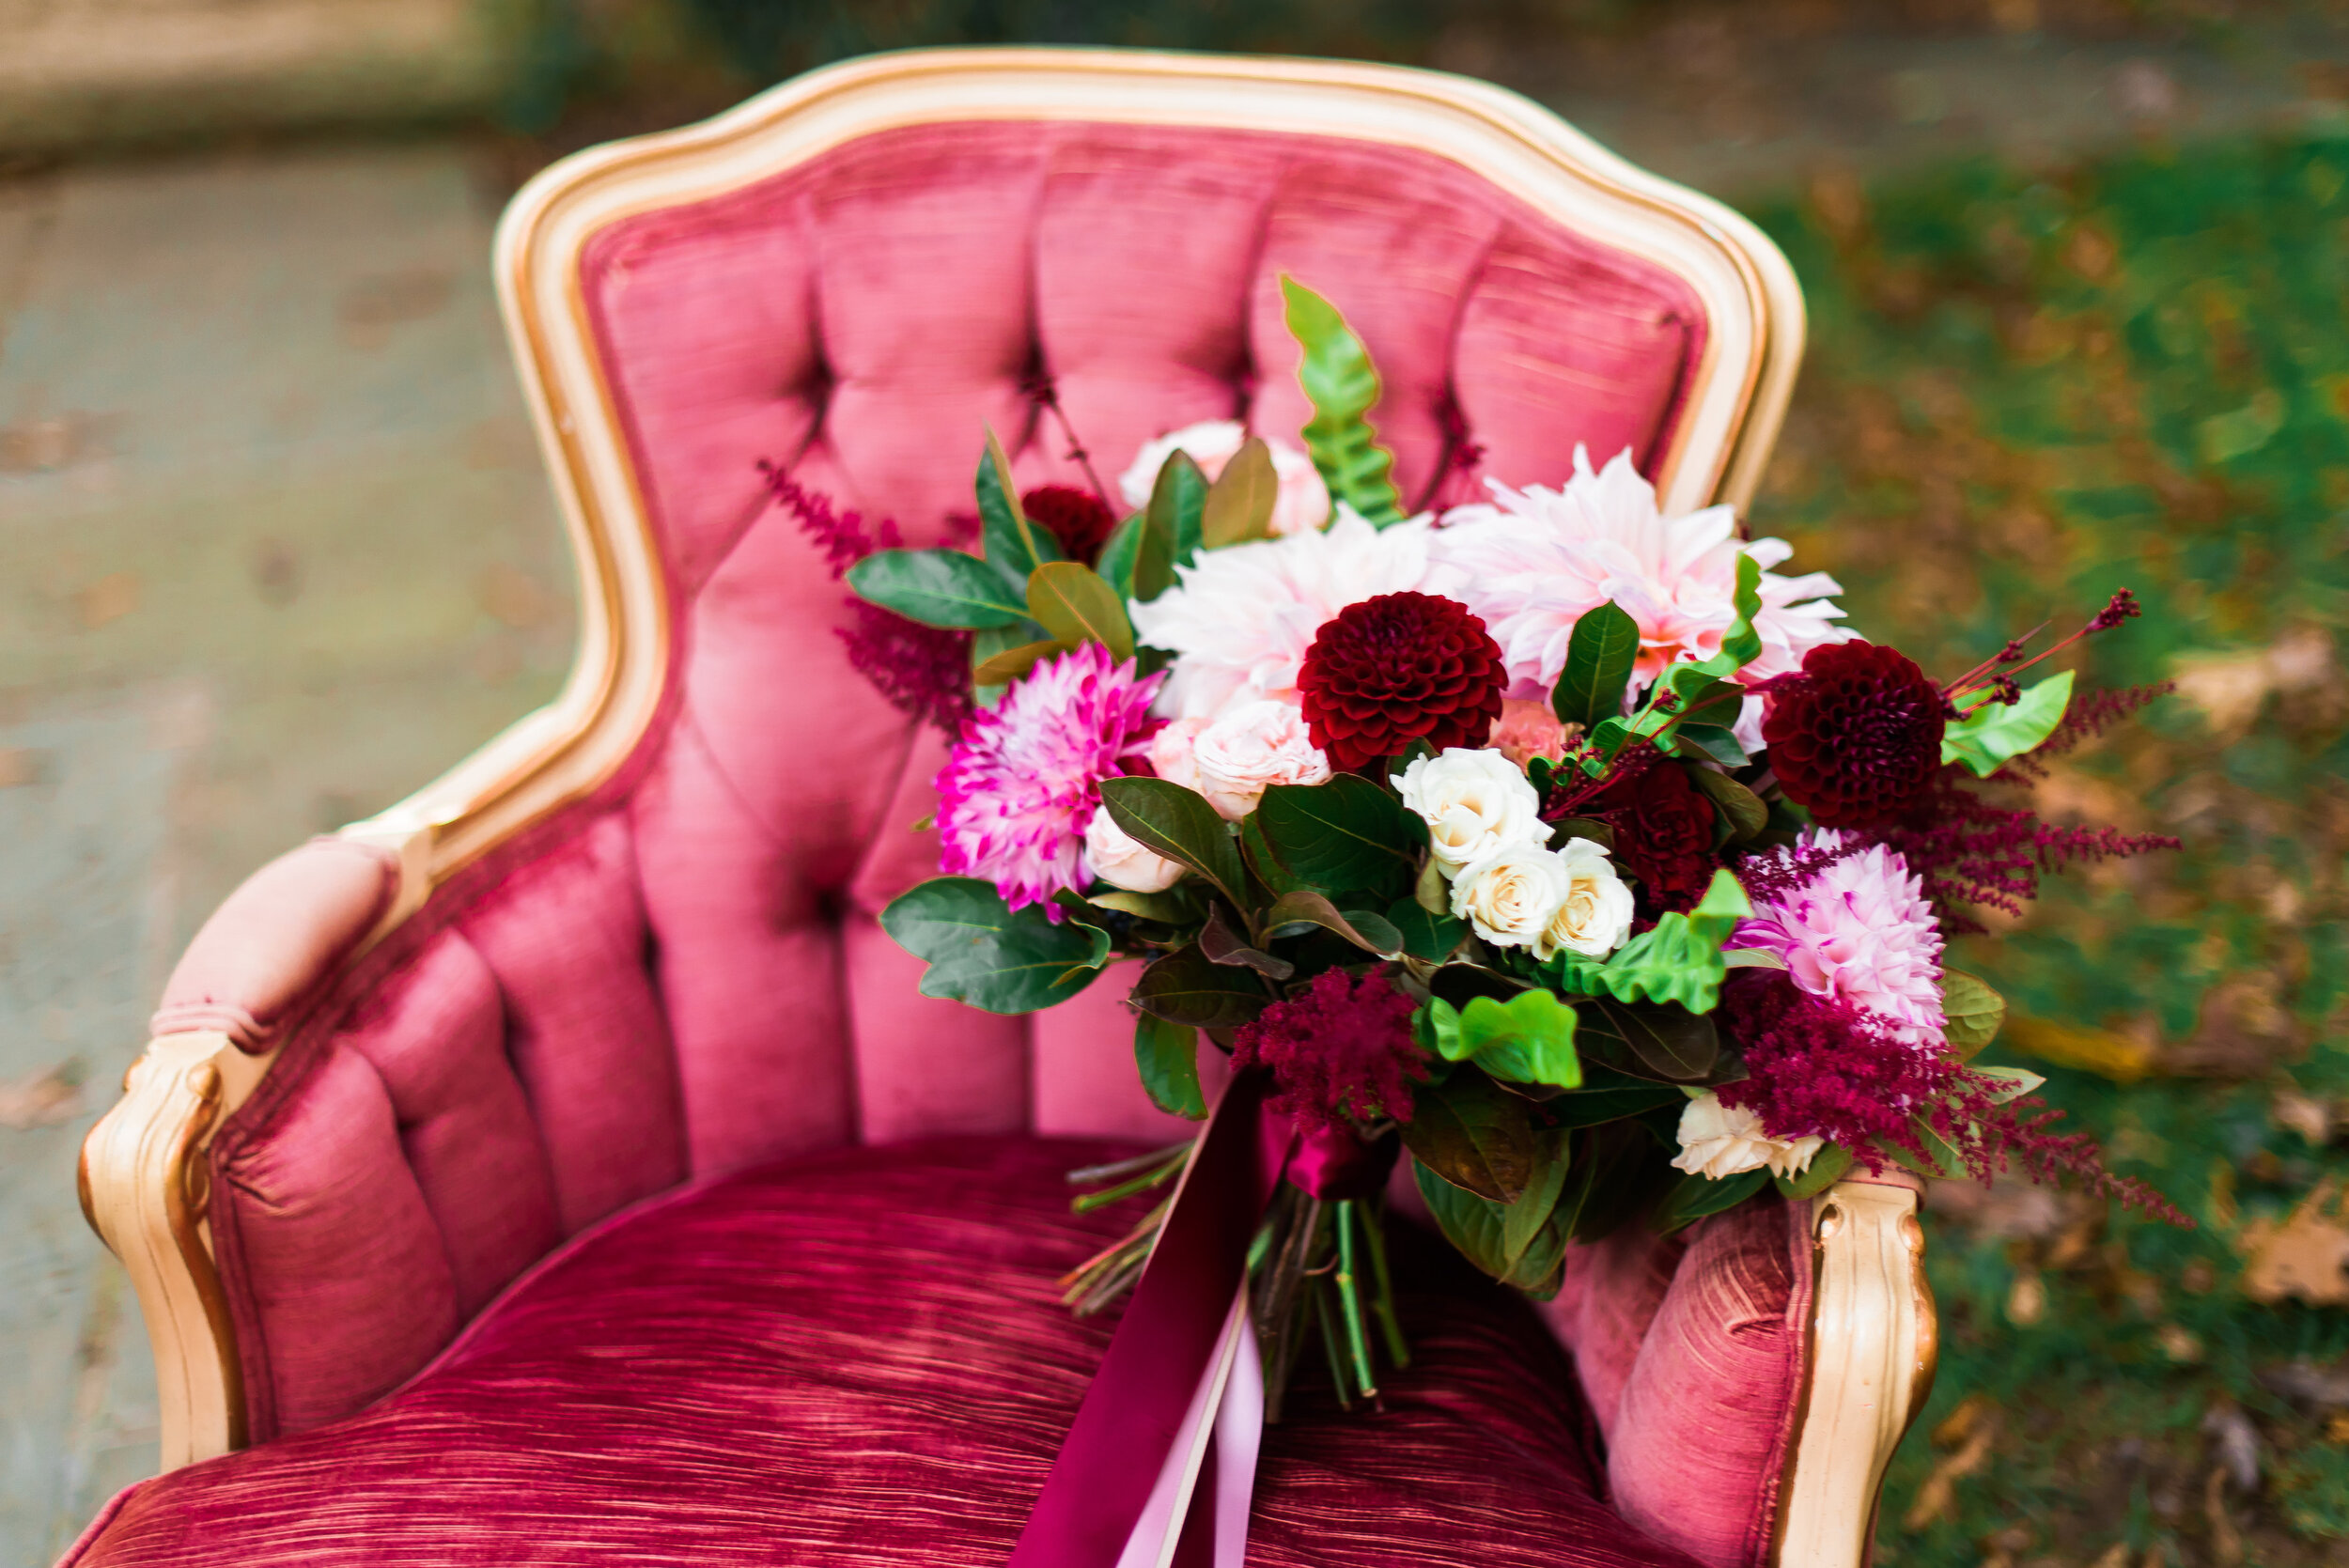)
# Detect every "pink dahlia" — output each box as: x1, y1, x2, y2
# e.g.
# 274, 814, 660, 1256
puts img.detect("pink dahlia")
1730, 829, 1946, 1046
1432, 445, 1851, 700
935, 643, 1162, 915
